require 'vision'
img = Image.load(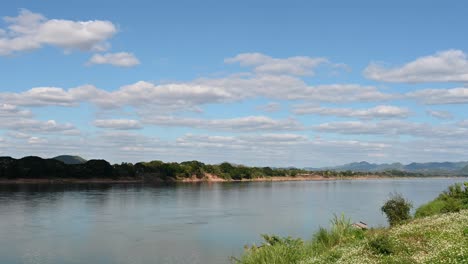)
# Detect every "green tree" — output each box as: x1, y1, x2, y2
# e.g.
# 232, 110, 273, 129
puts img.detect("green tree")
381, 193, 412, 226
